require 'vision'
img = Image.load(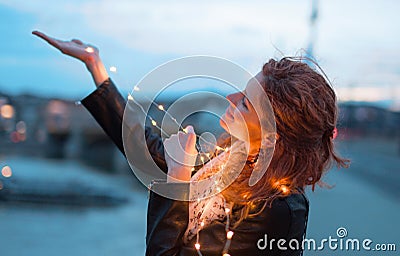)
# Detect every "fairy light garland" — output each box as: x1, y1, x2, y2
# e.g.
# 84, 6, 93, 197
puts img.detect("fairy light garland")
126, 85, 227, 156
108, 66, 291, 255
273, 179, 291, 195
222, 200, 234, 254
125, 75, 236, 255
